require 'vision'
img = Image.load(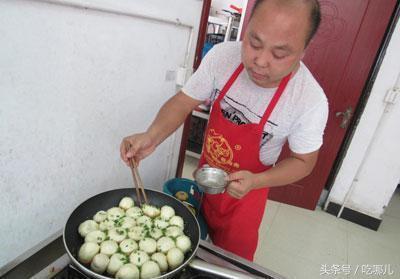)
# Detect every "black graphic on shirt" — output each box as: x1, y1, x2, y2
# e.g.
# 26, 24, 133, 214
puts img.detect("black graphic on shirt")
208, 88, 277, 146
221, 105, 249, 125
260, 122, 276, 147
